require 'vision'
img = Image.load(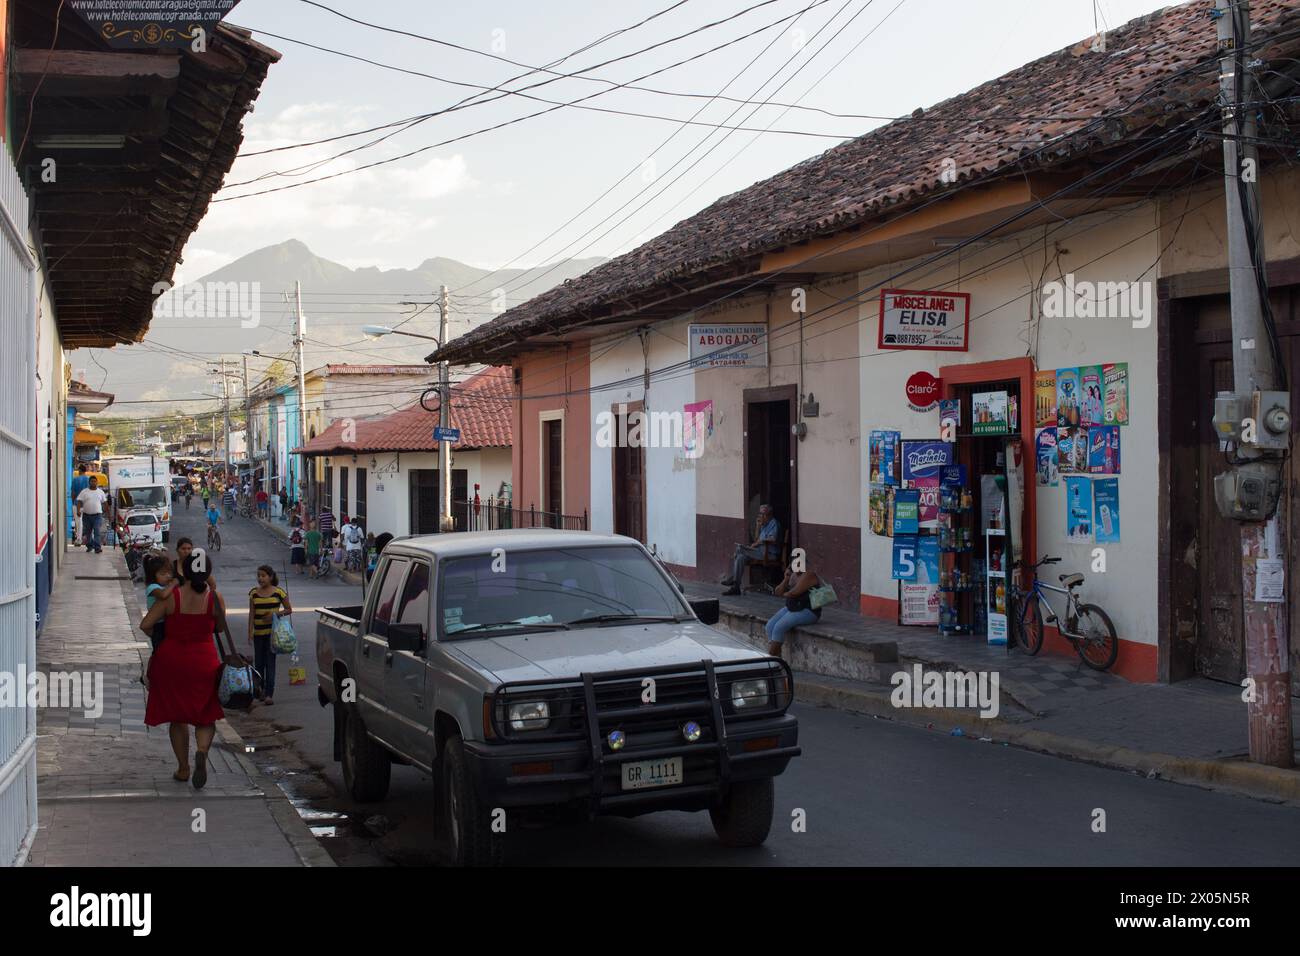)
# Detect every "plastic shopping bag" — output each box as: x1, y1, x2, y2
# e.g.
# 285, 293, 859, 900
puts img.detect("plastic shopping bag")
288, 653, 306, 686
271, 613, 298, 654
